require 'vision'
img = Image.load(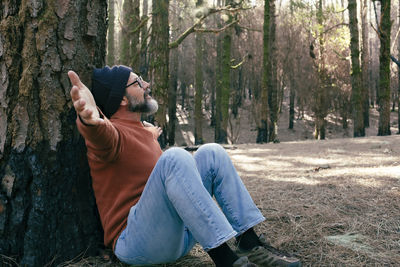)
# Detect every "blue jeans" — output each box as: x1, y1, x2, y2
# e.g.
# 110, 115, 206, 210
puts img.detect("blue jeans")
114, 143, 265, 265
